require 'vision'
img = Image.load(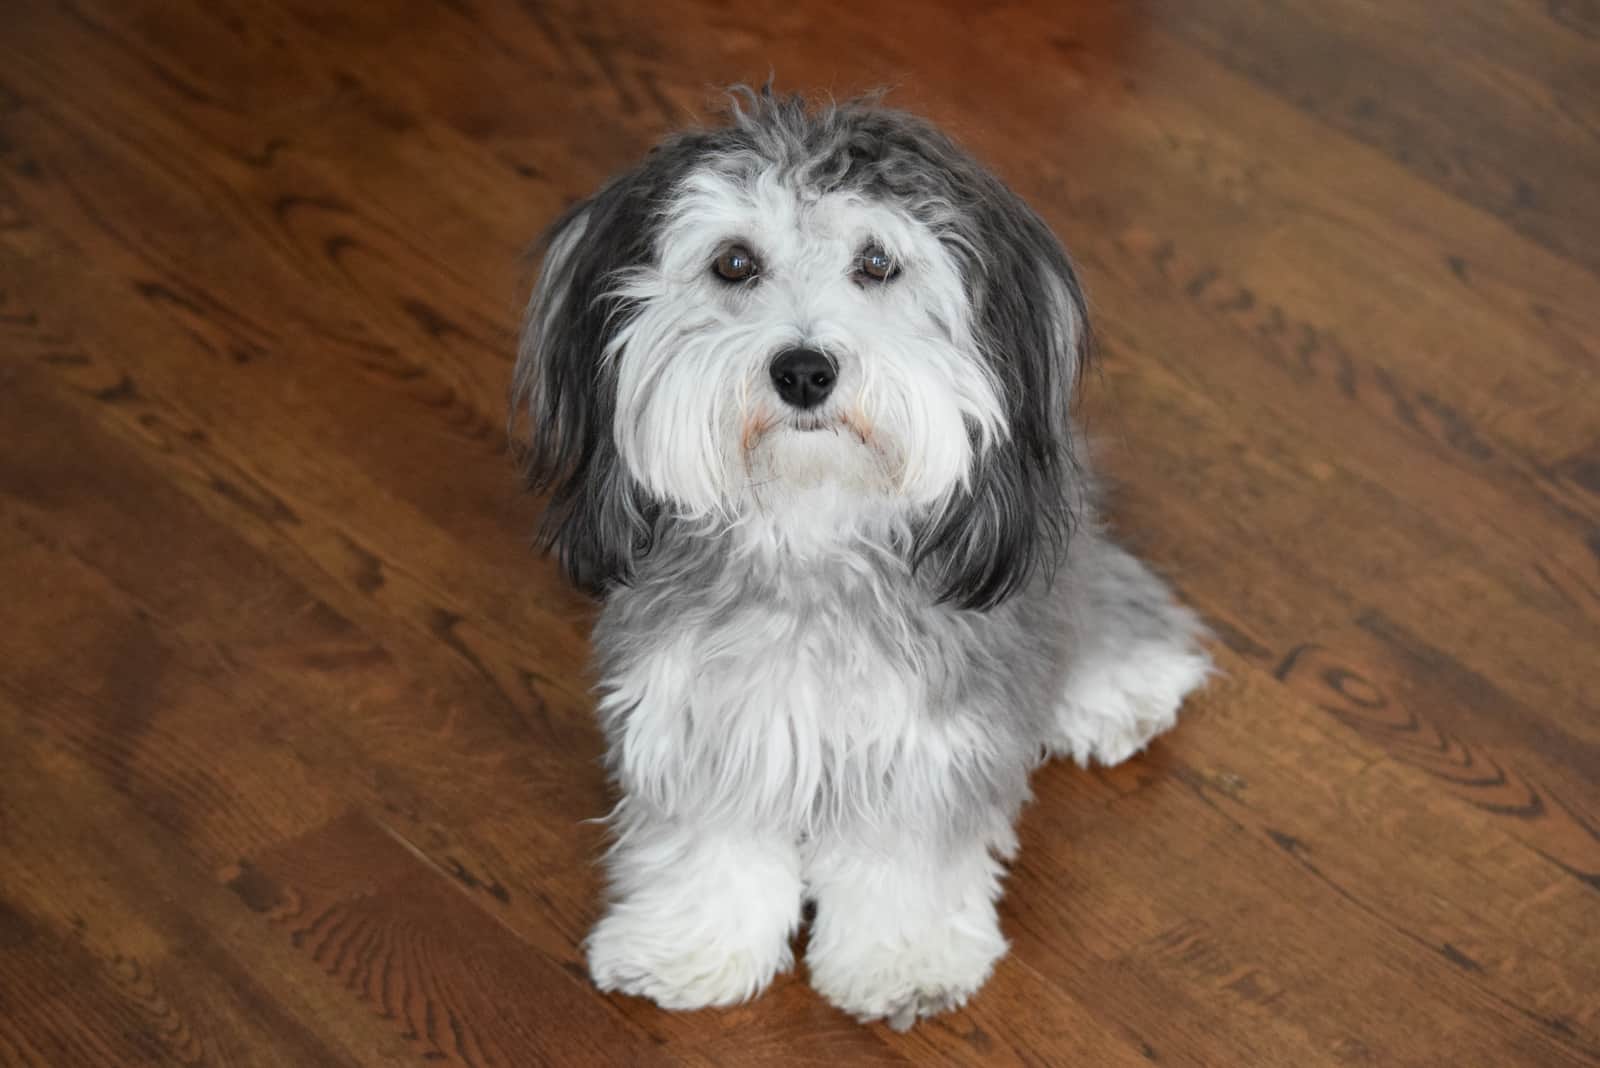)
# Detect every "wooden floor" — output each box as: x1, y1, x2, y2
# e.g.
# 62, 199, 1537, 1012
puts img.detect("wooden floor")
1, 1, 1596, 1064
